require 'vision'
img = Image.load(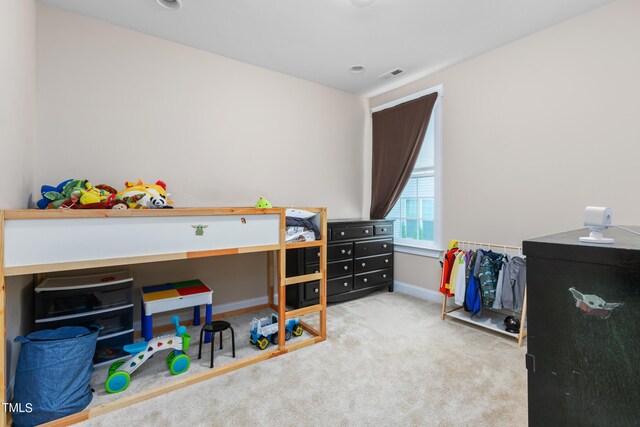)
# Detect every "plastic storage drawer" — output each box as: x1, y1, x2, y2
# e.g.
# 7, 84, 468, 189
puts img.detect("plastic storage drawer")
94, 330, 134, 366
35, 272, 133, 320
35, 305, 134, 338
